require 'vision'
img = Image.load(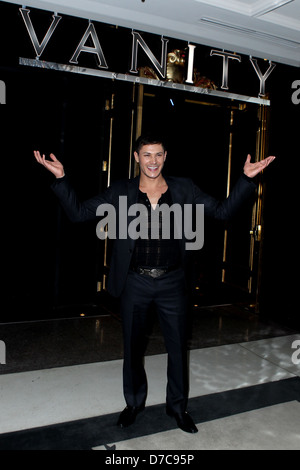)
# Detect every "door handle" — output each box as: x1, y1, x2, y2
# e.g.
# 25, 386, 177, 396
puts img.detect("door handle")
250, 225, 262, 241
